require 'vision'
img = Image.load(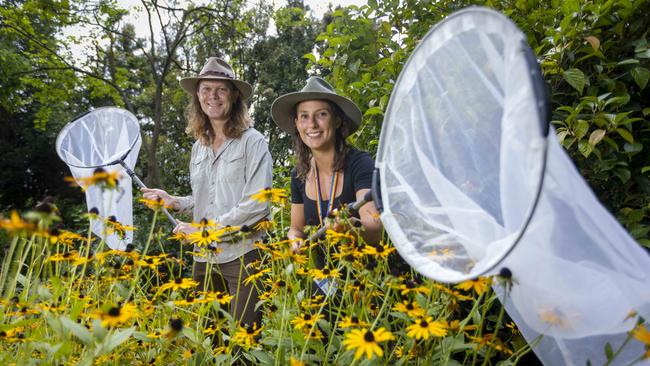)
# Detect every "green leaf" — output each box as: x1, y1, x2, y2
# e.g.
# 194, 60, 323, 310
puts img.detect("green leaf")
616, 59, 640, 66
641, 166, 650, 174
624, 142, 643, 154
364, 107, 384, 116
589, 129, 606, 146
605, 342, 613, 360
630, 67, 649, 90
106, 327, 134, 353
574, 119, 589, 141
562, 68, 586, 94
578, 139, 593, 157
302, 53, 316, 62
638, 239, 650, 248
60, 316, 92, 345
643, 108, 650, 117
613, 167, 631, 183
615, 128, 634, 143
